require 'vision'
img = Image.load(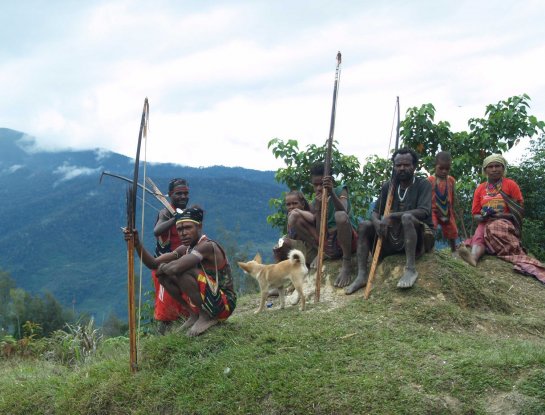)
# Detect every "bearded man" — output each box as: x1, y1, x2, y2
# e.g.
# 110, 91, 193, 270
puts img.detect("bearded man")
345, 148, 434, 294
